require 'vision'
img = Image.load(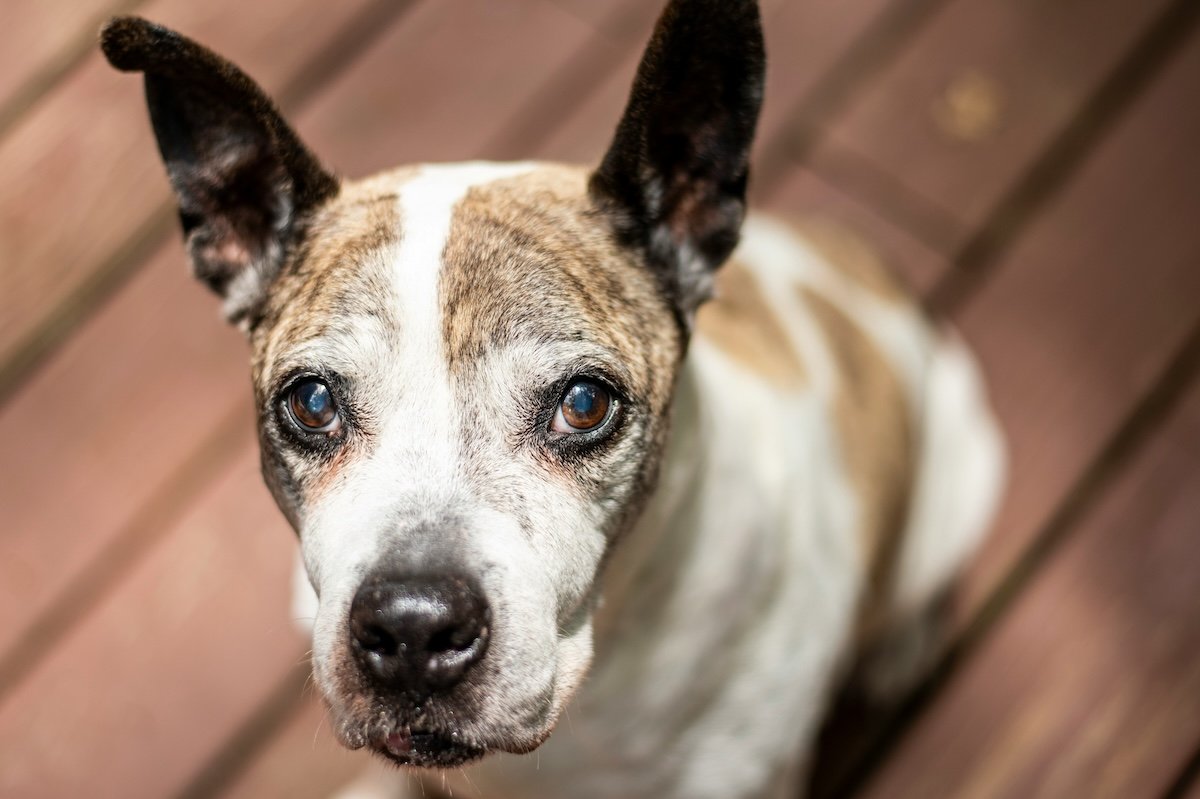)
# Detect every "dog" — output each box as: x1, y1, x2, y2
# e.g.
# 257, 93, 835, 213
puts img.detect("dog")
100, 1, 1004, 796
